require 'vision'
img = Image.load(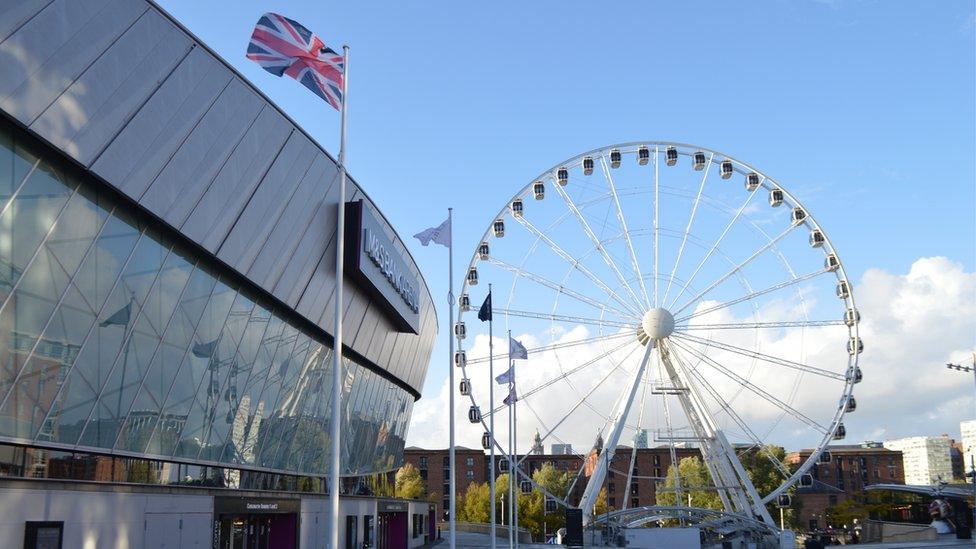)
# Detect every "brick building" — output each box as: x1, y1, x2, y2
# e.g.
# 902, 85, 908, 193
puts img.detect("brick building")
786, 443, 904, 531
404, 445, 699, 519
